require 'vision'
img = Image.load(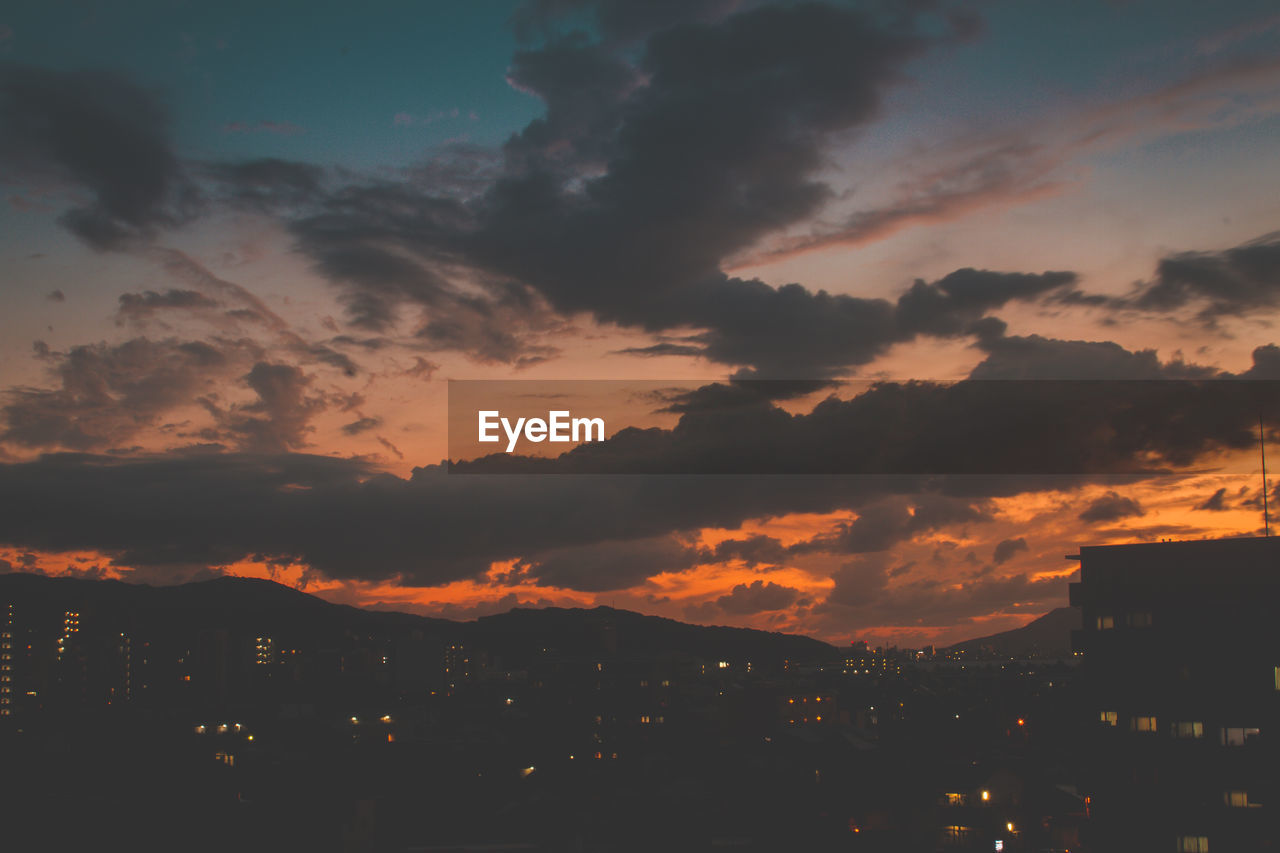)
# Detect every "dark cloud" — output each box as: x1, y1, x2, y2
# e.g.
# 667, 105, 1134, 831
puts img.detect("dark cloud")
0, 453, 916, 588
457, 373, 1280, 475
1078, 490, 1145, 523
47, 290, 65, 302
1196, 487, 1229, 511
278, 4, 1029, 375
895, 268, 1076, 338
341, 416, 382, 436
992, 537, 1027, 564
502, 33, 640, 175
224, 362, 326, 452
803, 495, 992, 554
1051, 233, 1280, 329
0, 63, 197, 249
143, 247, 286, 331
968, 325, 1220, 380
1, 337, 255, 451
701, 534, 791, 567
1132, 232, 1280, 326
612, 342, 707, 358
716, 579, 801, 614
1238, 343, 1280, 379
117, 289, 219, 322
825, 554, 893, 607
292, 342, 359, 377
515, 535, 697, 591
823, 552, 1063, 629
